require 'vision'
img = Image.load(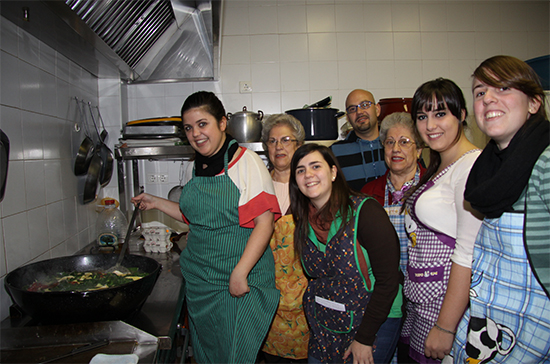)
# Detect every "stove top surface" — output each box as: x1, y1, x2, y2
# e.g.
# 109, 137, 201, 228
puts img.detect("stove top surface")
1, 234, 188, 363
1, 321, 158, 364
